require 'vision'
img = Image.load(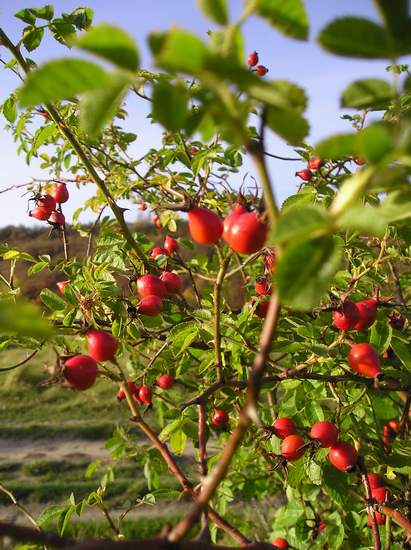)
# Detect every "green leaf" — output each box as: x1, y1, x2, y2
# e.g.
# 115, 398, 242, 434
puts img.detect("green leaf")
79, 71, 132, 137
356, 123, 393, 163
269, 80, 307, 112
149, 28, 209, 74
370, 320, 392, 353
391, 337, 411, 372
266, 108, 309, 145
2, 96, 17, 123
256, 0, 309, 40
22, 26, 45, 52
270, 206, 329, 245
170, 428, 187, 455
69, 7, 94, 30
152, 79, 189, 132
318, 17, 390, 59
374, 0, 411, 56
75, 24, 140, 72
336, 205, 387, 238
31, 5, 54, 20
19, 59, 110, 107
40, 288, 67, 311
280, 188, 317, 215
197, 0, 228, 25
379, 189, 411, 222
15, 9, 36, 25
315, 133, 356, 160
276, 235, 343, 310
341, 78, 396, 110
